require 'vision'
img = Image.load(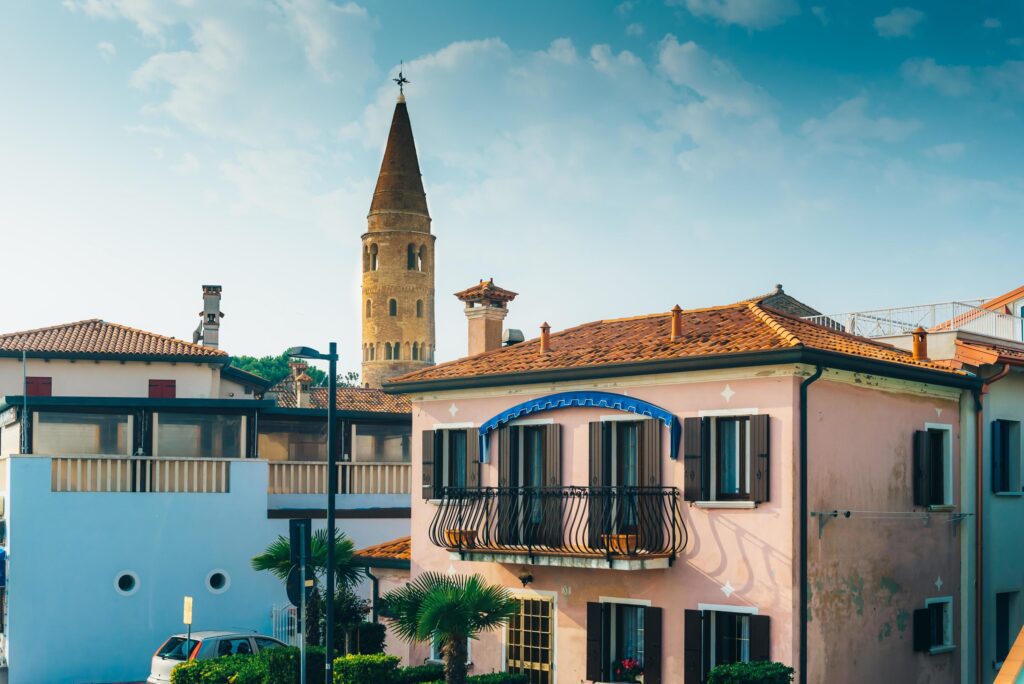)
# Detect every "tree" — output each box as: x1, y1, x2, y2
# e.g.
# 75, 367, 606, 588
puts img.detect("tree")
251, 529, 364, 644
229, 351, 361, 388
381, 573, 518, 684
